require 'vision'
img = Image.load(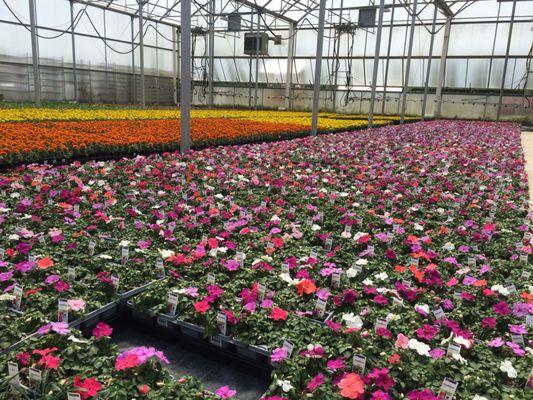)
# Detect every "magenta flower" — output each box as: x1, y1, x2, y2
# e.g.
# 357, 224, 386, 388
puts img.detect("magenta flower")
215, 386, 236, 398
225, 259, 239, 271
92, 322, 113, 339
306, 373, 324, 392
38, 322, 70, 335
429, 348, 446, 359
407, 389, 438, 400
493, 300, 511, 316
327, 357, 345, 371
487, 337, 505, 348
509, 324, 527, 334
416, 324, 438, 341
